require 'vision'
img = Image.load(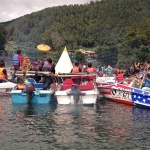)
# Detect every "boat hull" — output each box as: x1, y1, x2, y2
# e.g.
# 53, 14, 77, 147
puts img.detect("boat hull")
32, 90, 52, 104
131, 88, 150, 108
97, 83, 133, 105
55, 89, 98, 105
81, 90, 98, 104
11, 90, 53, 104
0, 88, 12, 95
